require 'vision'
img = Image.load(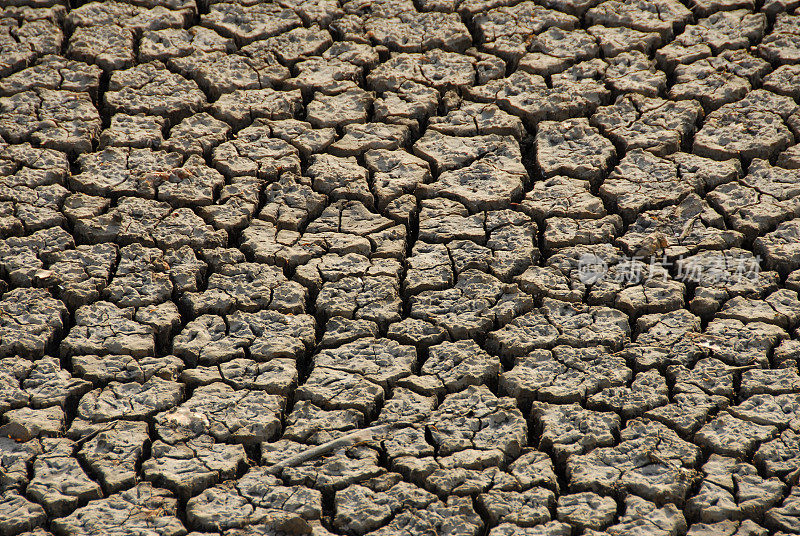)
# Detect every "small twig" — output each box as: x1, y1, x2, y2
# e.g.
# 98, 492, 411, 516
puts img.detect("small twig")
264, 424, 394, 475
721, 364, 759, 372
